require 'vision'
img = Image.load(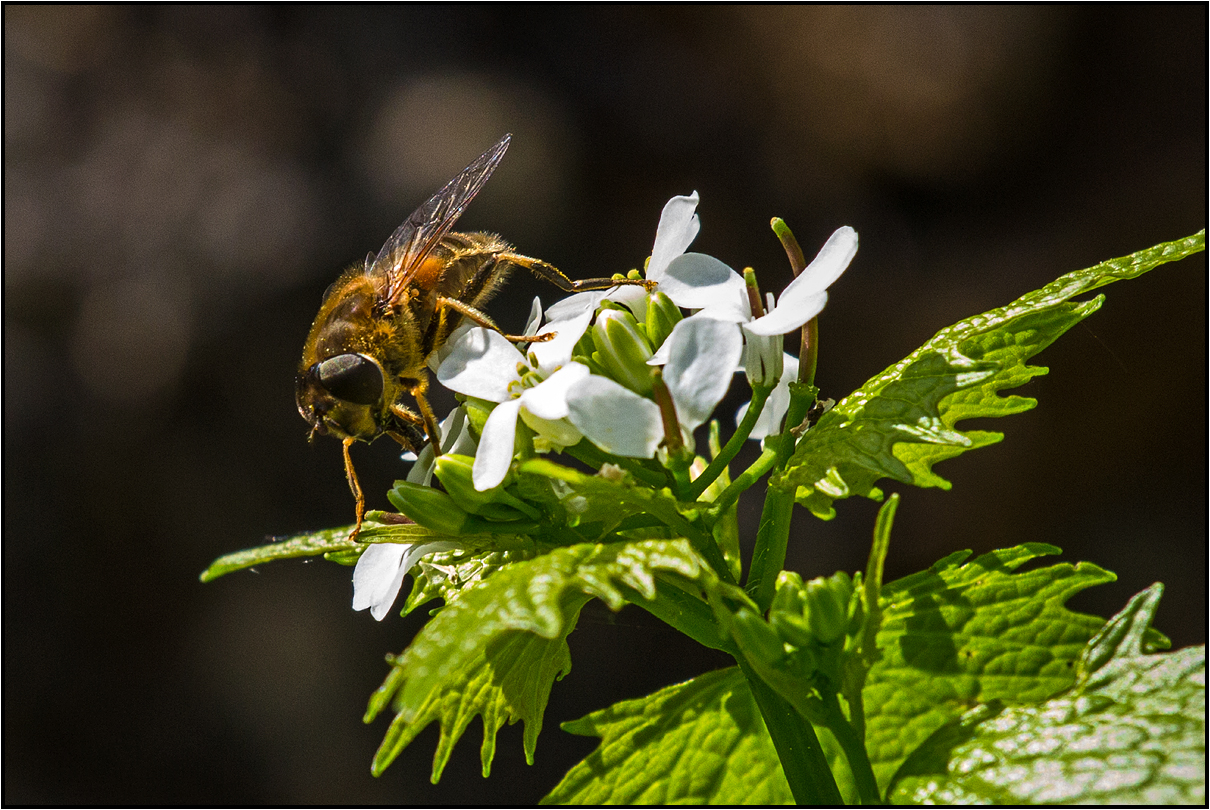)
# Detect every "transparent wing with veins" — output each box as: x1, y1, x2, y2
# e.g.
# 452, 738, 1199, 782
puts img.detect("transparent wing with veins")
368, 134, 512, 305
